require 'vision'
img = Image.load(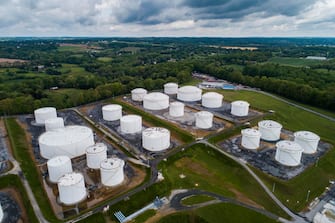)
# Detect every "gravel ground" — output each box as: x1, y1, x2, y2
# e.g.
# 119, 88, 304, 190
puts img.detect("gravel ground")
86, 103, 178, 157
219, 129, 332, 180
0, 192, 21, 223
